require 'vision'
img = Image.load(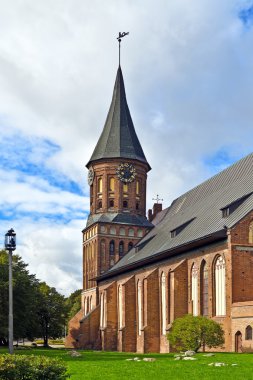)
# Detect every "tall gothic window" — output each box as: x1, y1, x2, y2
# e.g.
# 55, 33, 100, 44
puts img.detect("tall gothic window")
191, 263, 198, 316
137, 280, 142, 335
100, 293, 106, 328
200, 260, 208, 317
246, 325, 252, 340
109, 240, 115, 267
118, 285, 123, 329
128, 242, 133, 251
119, 241, 124, 258
161, 272, 167, 335
215, 255, 226, 316
249, 221, 253, 243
